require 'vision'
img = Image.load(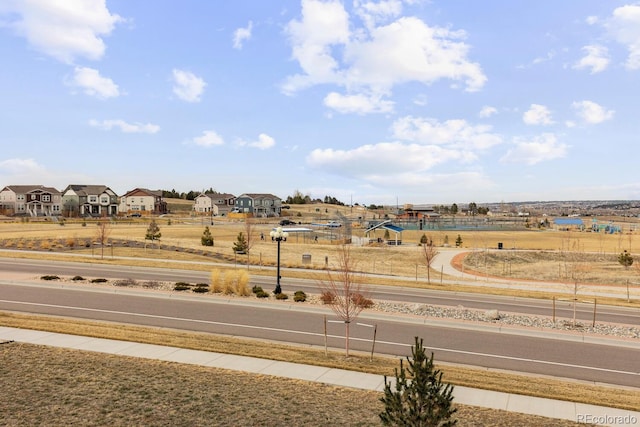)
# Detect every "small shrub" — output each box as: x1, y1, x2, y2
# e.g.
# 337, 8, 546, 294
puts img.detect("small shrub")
252, 285, 264, 294
193, 284, 209, 293
71, 276, 85, 281
39, 240, 51, 250
66, 238, 76, 248
293, 290, 307, 302
174, 282, 191, 291
210, 269, 222, 293
90, 278, 108, 283
235, 270, 250, 296
320, 291, 335, 304
275, 292, 289, 300
256, 290, 269, 298
351, 293, 374, 308
40, 275, 60, 281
